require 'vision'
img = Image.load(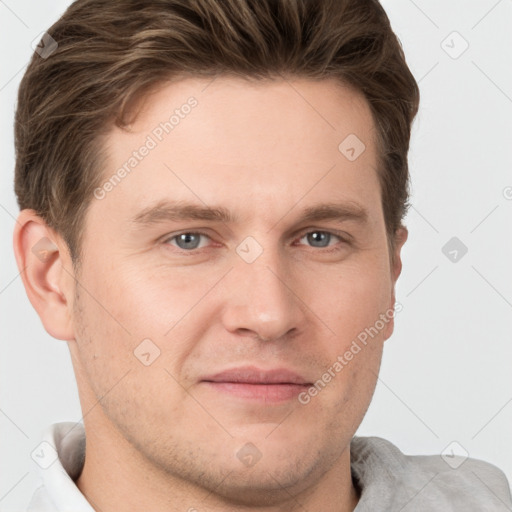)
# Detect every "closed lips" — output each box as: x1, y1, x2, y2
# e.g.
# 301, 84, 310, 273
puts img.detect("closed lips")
202, 366, 311, 385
